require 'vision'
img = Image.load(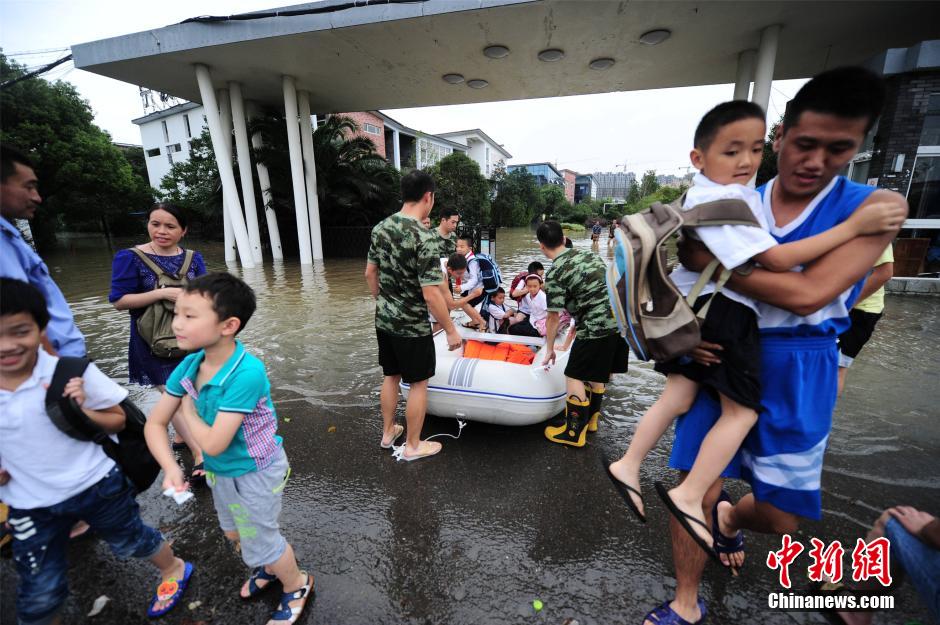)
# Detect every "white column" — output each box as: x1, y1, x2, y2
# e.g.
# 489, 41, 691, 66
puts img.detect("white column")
282, 75, 313, 265
229, 83, 264, 263
733, 49, 756, 101
194, 64, 255, 268
247, 101, 284, 260
393, 128, 401, 170
217, 88, 236, 263
751, 24, 781, 114
297, 90, 324, 261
